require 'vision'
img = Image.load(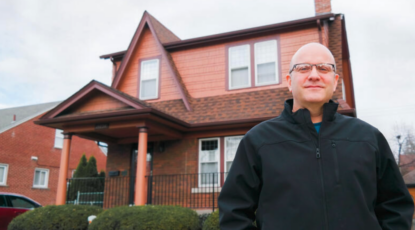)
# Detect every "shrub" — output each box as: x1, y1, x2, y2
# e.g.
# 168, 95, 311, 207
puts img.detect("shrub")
198, 213, 211, 229
202, 210, 219, 230
8, 205, 103, 230
89, 205, 199, 230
